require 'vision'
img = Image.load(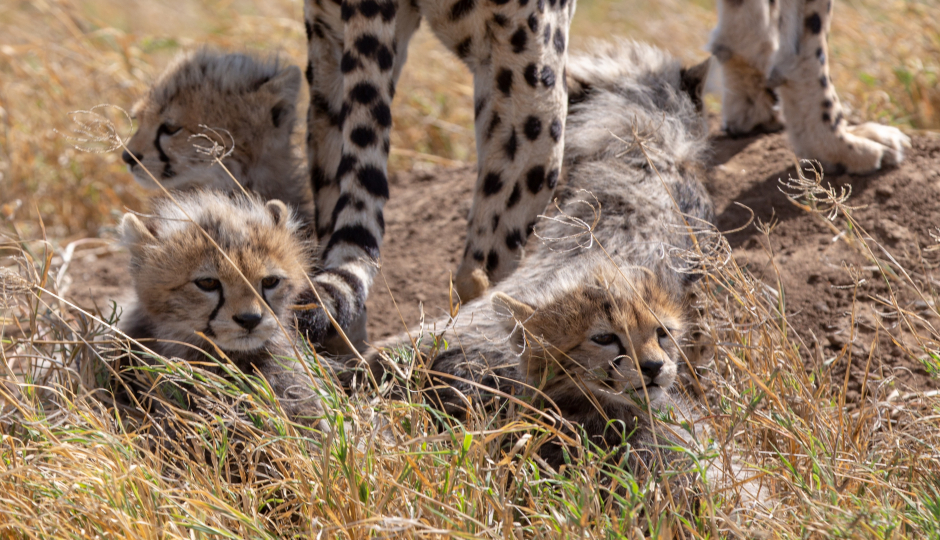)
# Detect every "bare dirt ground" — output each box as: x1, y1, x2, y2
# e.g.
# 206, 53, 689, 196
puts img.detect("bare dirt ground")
68, 126, 940, 399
